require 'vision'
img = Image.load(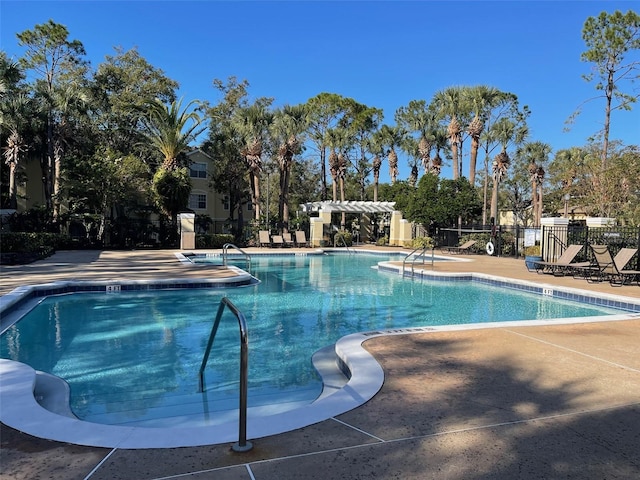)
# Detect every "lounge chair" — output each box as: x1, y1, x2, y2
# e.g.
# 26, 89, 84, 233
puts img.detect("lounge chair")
258, 230, 271, 247
271, 235, 285, 247
282, 232, 295, 247
442, 240, 476, 255
295, 230, 310, 247
530, 244, 590, 276
583, 245, 640, 285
